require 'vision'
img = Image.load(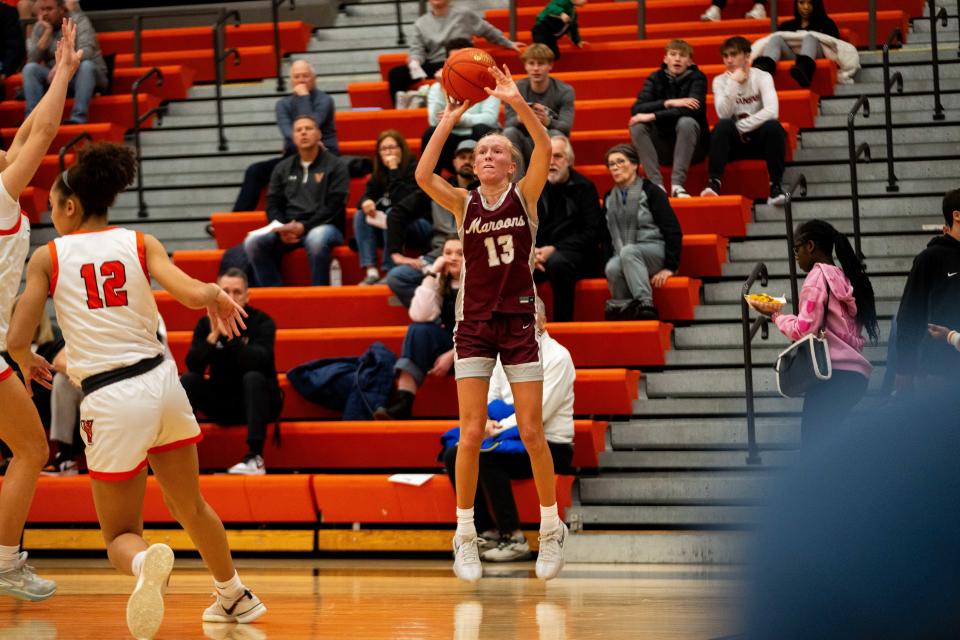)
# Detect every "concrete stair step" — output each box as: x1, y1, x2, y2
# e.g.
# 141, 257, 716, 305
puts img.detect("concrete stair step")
789, 158, 959, 182
611, 417, 799, 450
579, 472, 770, 504
115, 187, 236, 209
692, 299, 900, 322
854, 61, 960, 83
729, 235, 927, 259
820, 91, 960, 114
141, 123, 279, 145
793, 141, 960, 160
673, 321, 891, 349
703, 275, 905, 302
297, 48, 402, 74
799, 177, 956, 197
571, 505, 761, 527
747, 215, 942, 235
800, 123, 960, 147
756, 195, 939, 219
665, 344, 888, 367
313, 24, 412, 51
632, 396, 802, 416
598, 450, 798, 470
142, 156, 269, 175
564, 531, 745, 563
816, 109, 960, 127
643, 366, 886, 398
722, 256, 913, 277
857, 46, 960, 65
